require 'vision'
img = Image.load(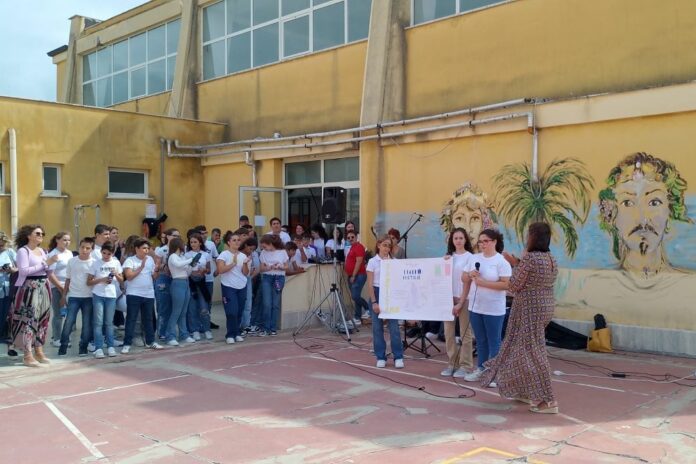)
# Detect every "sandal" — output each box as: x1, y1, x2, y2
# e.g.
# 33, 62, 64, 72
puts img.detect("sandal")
512, 397, 532, 405
530, 401, 558, 414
